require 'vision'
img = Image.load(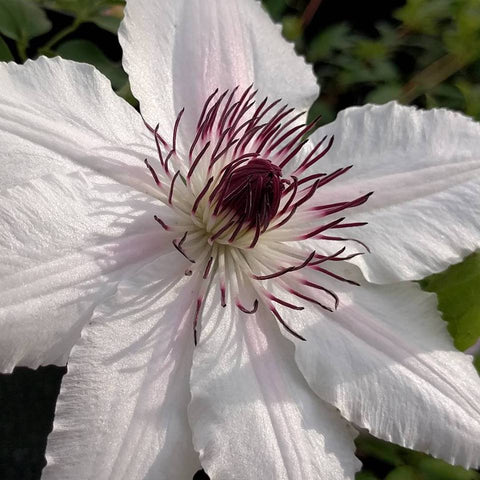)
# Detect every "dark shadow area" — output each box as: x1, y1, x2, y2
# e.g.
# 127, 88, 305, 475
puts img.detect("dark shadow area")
0, 366, 65, 480
194, 469, 210, 480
